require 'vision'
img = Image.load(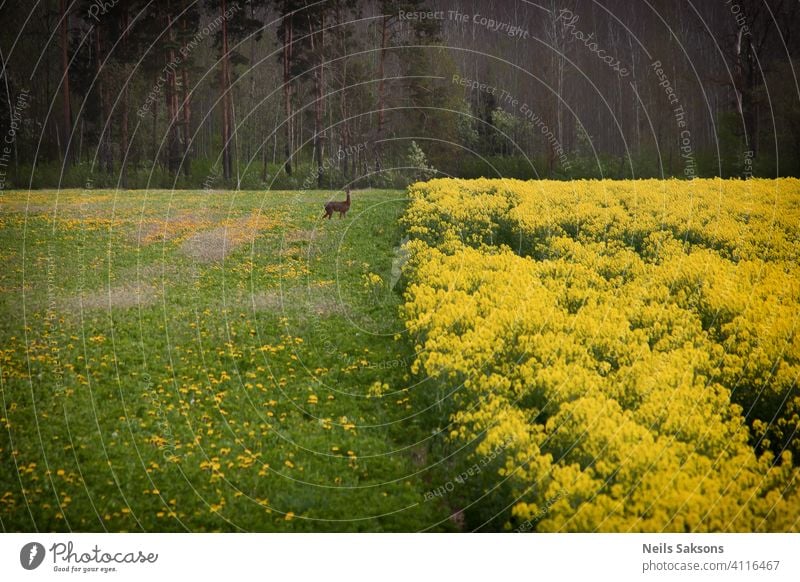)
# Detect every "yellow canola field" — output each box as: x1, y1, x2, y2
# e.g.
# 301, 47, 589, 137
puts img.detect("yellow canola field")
402, 178, 800, 532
